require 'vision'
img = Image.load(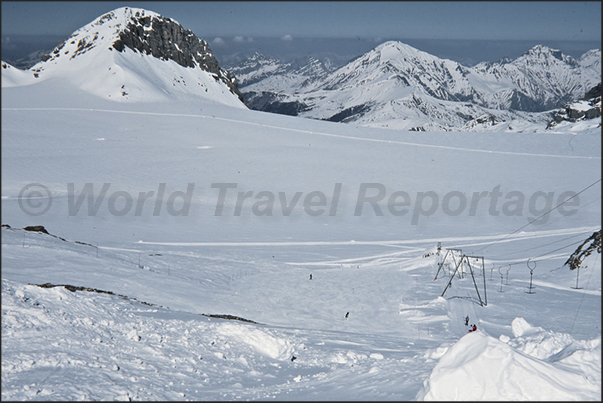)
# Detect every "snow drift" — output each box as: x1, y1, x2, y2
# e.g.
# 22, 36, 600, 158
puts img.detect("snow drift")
417, 324, 601, 401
